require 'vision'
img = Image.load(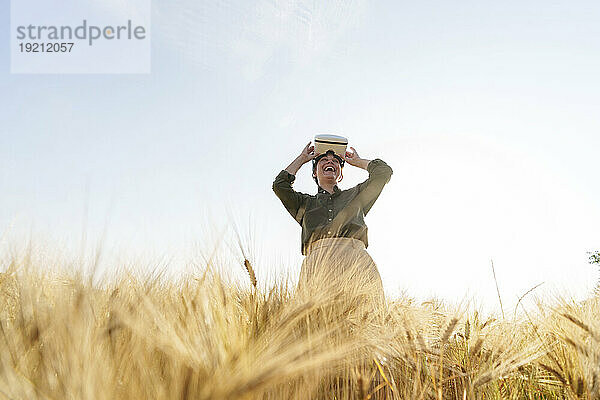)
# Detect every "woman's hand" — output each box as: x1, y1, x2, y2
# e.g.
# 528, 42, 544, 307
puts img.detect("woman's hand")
285, 142, 315, 176
298, 142, 315, 164
345, 147, 371, 170
345, 147, 362, 166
